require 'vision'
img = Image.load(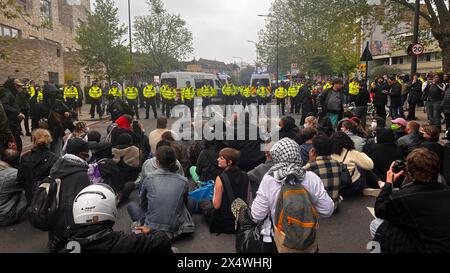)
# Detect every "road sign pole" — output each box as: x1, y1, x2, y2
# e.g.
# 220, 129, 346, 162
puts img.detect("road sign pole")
411, 0, 420, 75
